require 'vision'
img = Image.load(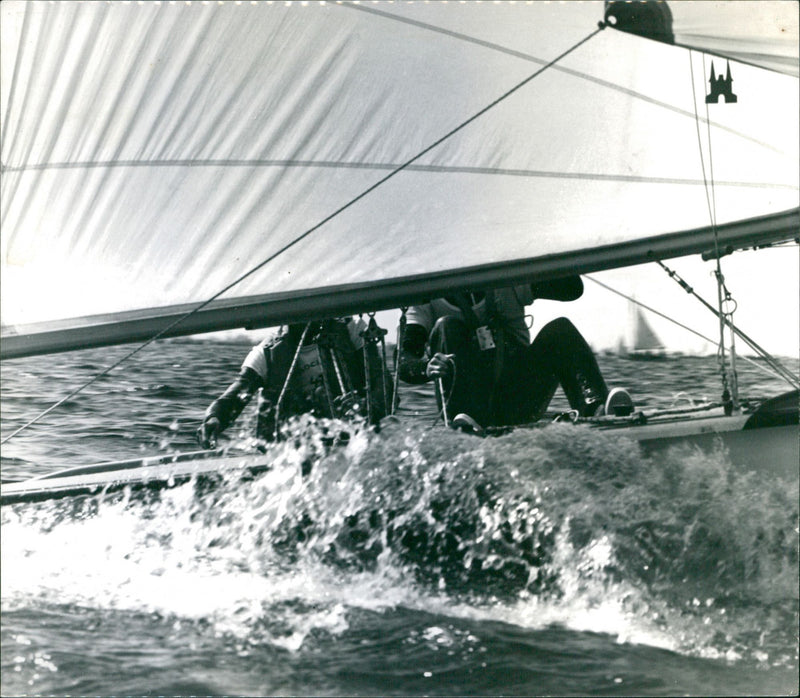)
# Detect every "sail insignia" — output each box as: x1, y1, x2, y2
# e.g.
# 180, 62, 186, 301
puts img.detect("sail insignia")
707, 61, 738, 104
